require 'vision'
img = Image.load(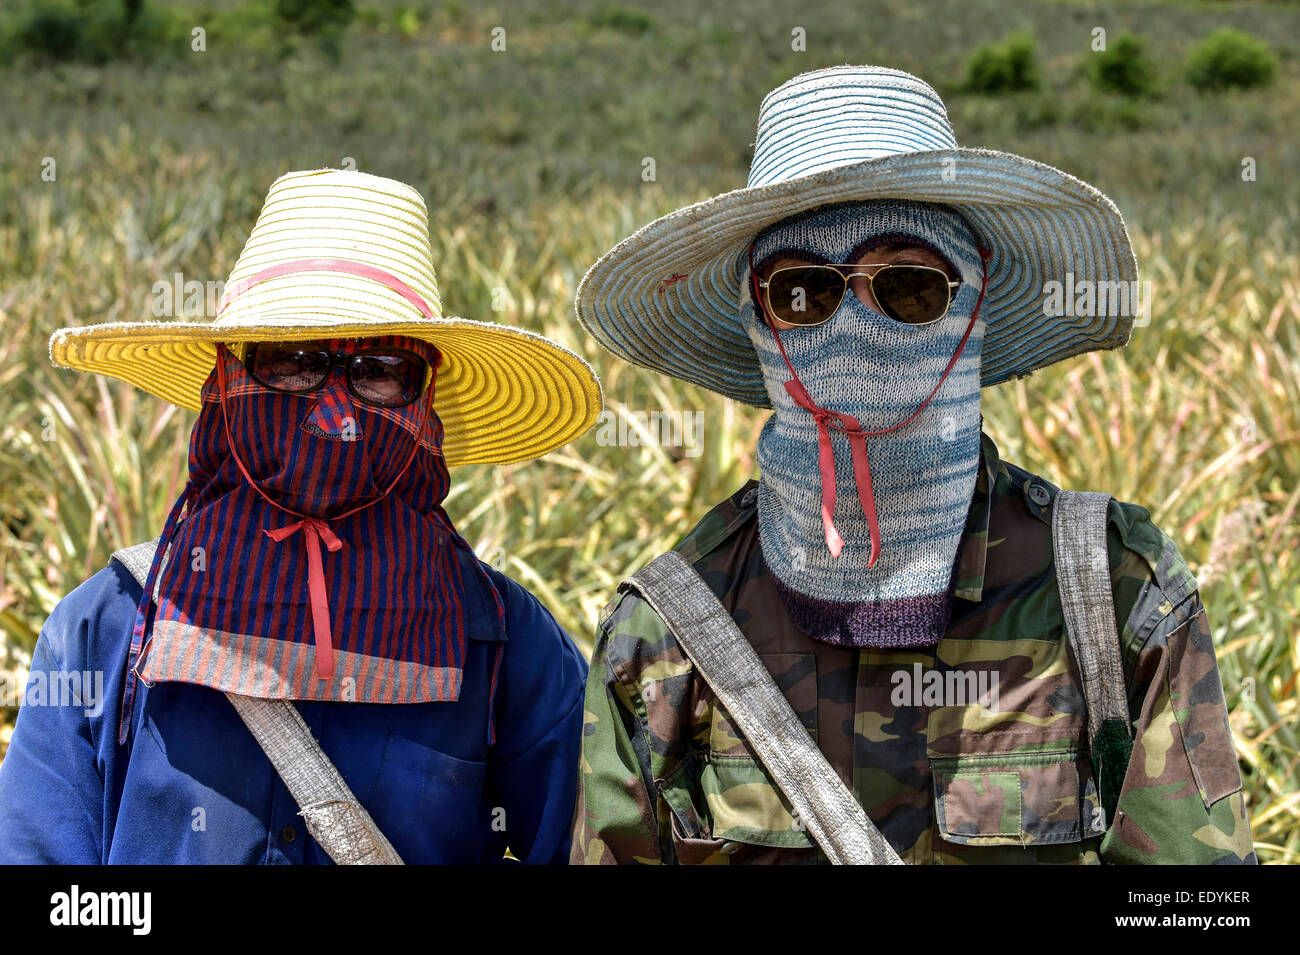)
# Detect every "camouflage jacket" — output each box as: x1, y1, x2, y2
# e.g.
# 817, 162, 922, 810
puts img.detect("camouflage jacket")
571, 432, 1255, 864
